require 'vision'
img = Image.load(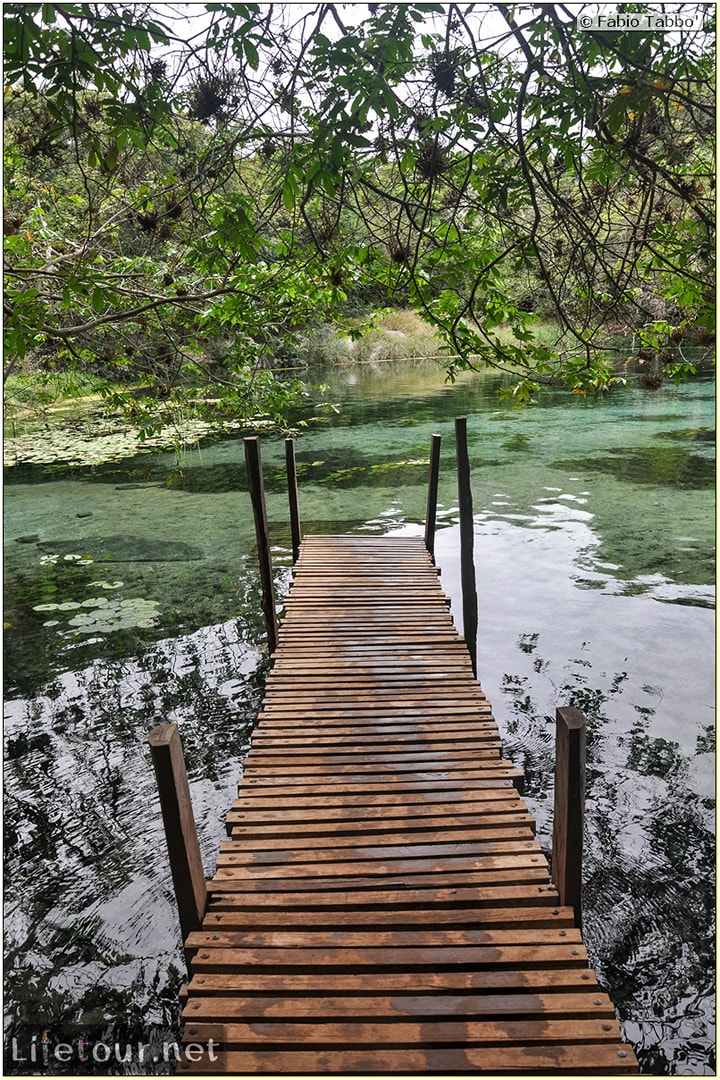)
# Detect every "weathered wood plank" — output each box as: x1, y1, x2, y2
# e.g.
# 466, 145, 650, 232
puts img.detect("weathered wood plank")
189, 943, 590, 971
208, 867, 553, 892
205, 883, 561, 910
231, 787, 519, 811
182, 990, 616, 1022
200, 906, 574, 930
217, 839, 543, 865
185, 967, 598, 994
183, 1016, 625, 1045
187, 928, 583, 950
228, 822, 537, 845
178, 1044, 638, 1075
